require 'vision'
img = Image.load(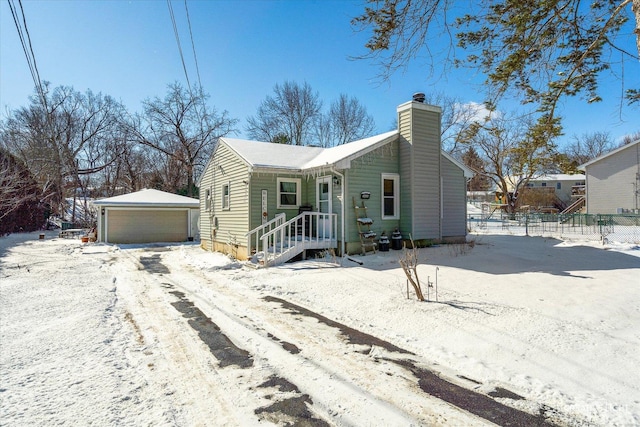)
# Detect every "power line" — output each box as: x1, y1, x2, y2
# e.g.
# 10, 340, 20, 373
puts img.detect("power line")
166, 0, 191, 89
183, 0, 202, 90
7, 0, 46, 108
